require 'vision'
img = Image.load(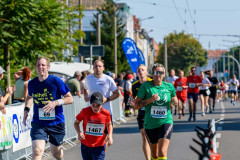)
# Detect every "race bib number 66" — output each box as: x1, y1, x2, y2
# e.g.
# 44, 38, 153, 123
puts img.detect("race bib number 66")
151, 106, 167, 118
85, 123, 104, 136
